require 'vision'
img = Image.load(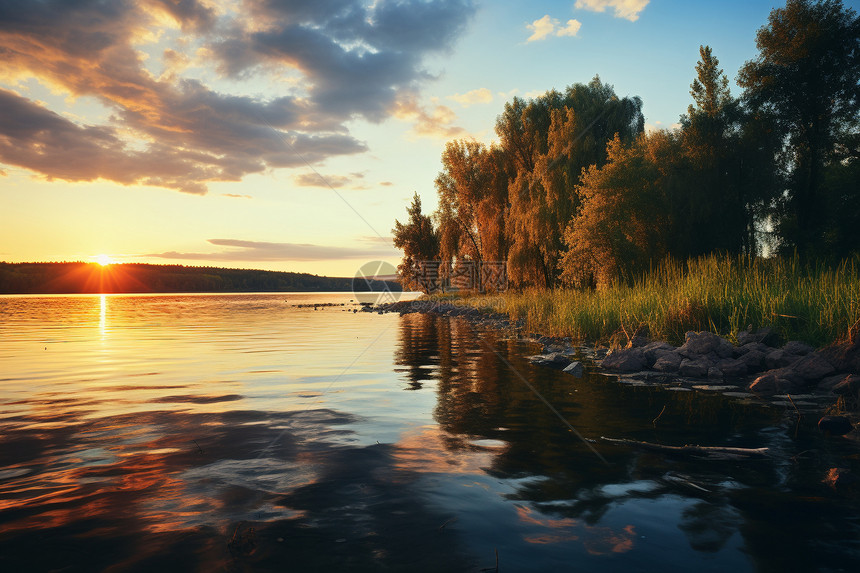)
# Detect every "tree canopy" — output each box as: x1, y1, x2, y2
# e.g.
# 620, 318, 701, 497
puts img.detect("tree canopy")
738, 0, 860, 255
393, 0, 860, 293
